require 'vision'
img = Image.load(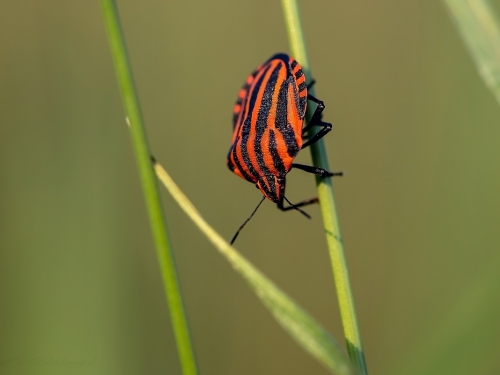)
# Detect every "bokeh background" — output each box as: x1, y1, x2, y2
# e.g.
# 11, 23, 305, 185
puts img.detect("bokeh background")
1, 1, 500, 374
